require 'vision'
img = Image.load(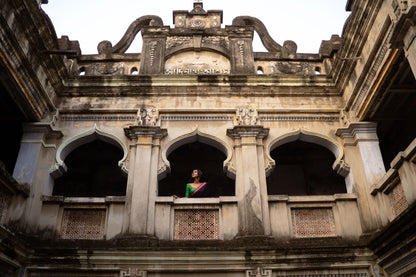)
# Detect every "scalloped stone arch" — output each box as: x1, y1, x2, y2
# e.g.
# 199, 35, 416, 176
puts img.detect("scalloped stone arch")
159, 128, 235, 180
50, 124, 128, 179
266, 128, 349, 177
